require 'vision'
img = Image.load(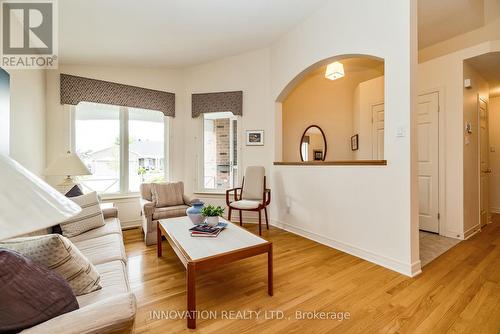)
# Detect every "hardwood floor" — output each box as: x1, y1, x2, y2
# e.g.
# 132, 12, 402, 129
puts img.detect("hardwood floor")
124, 218, 500, 333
